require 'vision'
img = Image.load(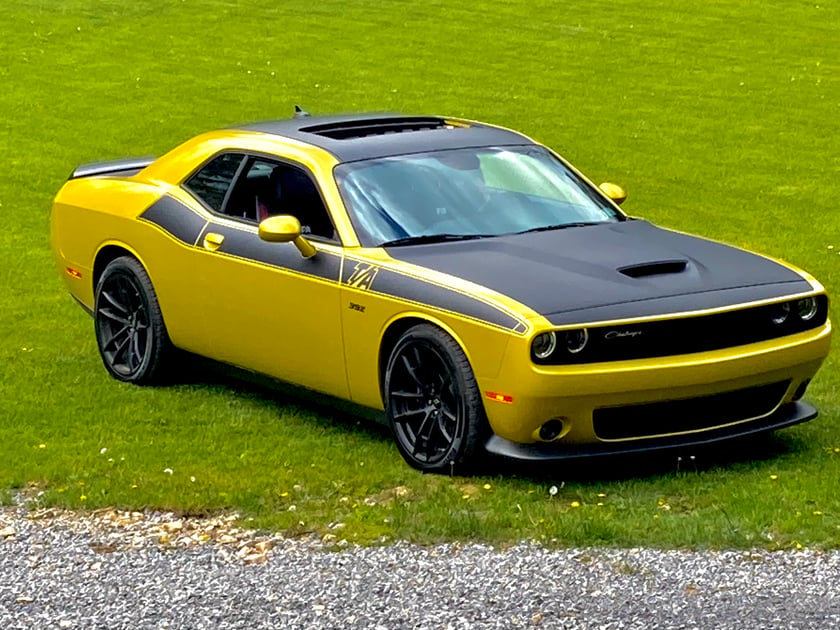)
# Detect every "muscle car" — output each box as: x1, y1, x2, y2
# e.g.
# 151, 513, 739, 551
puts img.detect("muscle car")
50, 112, 831, 471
